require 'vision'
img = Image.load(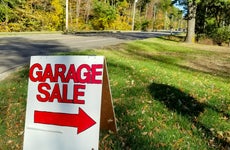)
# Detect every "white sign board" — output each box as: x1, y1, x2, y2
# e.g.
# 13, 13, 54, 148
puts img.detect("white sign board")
23, 56, 104, 150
